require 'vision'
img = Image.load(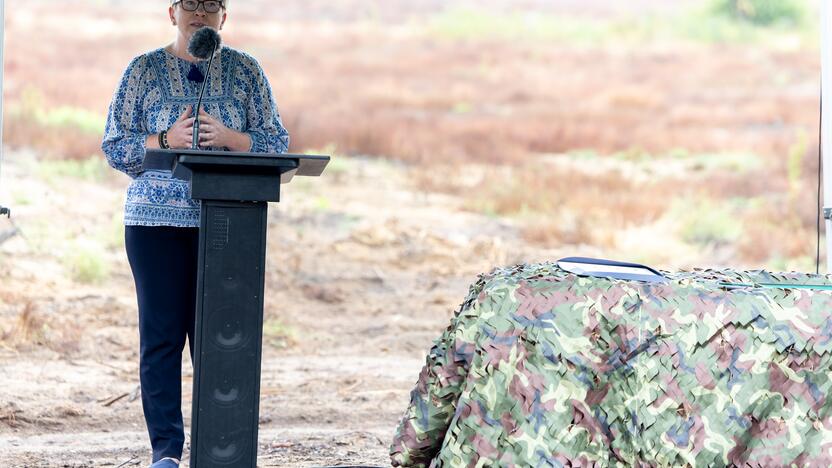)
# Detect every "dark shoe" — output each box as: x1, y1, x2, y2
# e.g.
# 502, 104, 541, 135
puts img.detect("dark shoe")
149, 459, 179, 468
